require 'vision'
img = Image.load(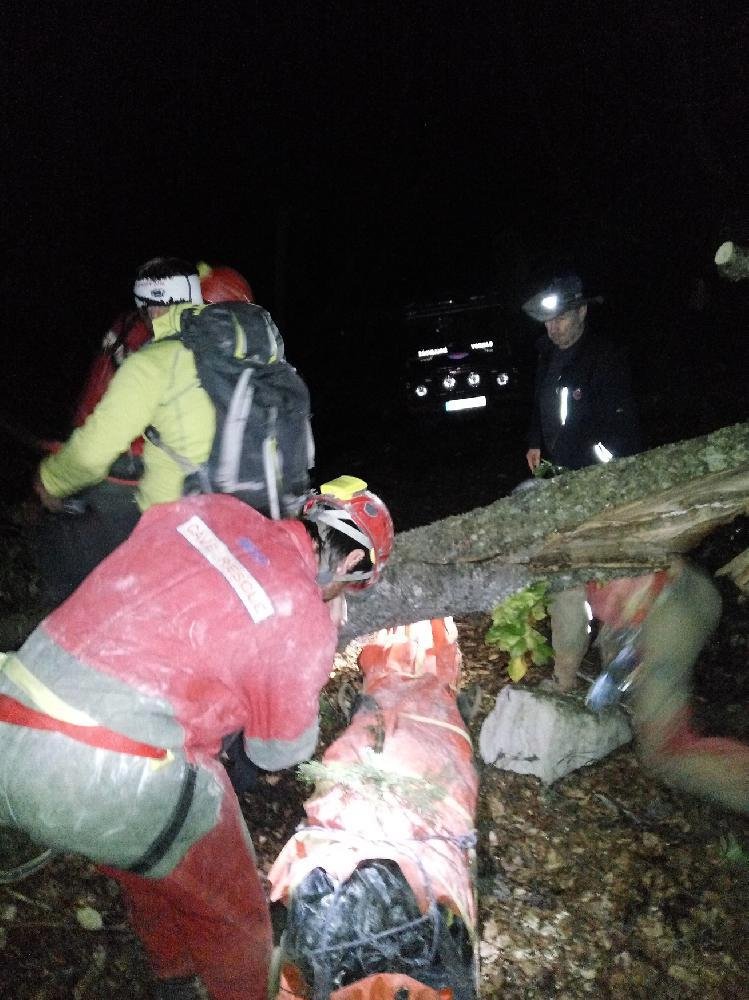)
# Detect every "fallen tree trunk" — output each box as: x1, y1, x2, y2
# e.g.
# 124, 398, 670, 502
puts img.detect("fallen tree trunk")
342, 422, 749, 642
